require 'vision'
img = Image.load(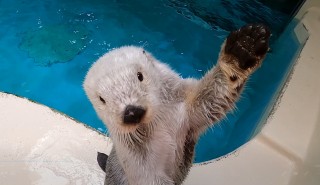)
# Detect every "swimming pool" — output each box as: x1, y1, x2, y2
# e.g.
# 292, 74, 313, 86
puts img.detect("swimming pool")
0, 0, 306, 163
